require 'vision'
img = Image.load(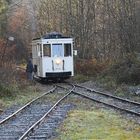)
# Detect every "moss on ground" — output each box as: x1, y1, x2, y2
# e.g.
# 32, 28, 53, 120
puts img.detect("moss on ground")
55, 109, 140, 140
